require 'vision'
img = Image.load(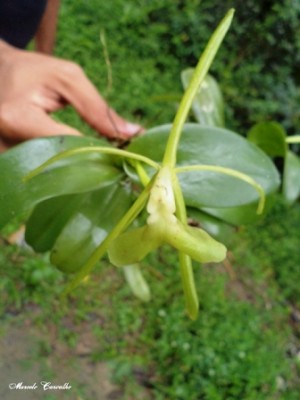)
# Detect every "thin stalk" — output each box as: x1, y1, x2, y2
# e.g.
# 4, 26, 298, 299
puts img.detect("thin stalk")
24, 146, 159, 181
175, 164, 265, 214
134, 161, 152, 186
162, 9, 234, 167
172, 171, 199, 320
286, 136, 300, 144
178, 253, 199, 320
62, 176, 155, 294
